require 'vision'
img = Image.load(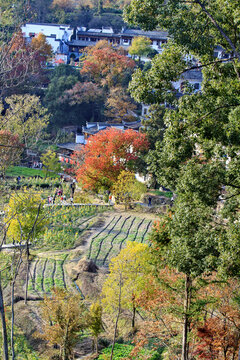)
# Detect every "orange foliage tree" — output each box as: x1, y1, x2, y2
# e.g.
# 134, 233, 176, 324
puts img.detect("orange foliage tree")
193, 280, 240, 360
105, 86, 137, 123
30, 32, 53, 65
0, 31, 49, 95
80, 40, 135, 88
74, 128, 149, 191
